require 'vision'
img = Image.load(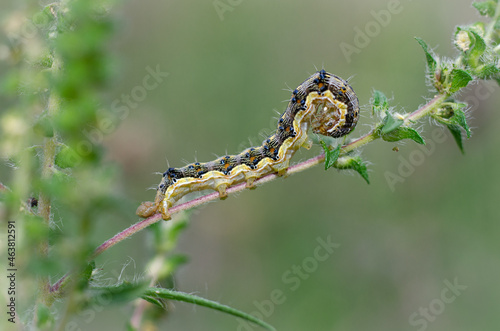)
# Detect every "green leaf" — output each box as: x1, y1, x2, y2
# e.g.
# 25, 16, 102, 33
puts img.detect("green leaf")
447, 124, 465, 154
449, 108, 471, 138
371, 90, 389, 115
321, 141, 341, 170
468, 30, 487, 59
335, 156, 370, 184
55, 146, 79, 169
36, 303, 53, 329
32, 6, 56, 29
142, 287, 276, 331
37, 55, 54, 68
167, 218, 189, 245
90, 281, 149, 305
381, 111, 404, 134
24, 214, 50, 242
142, 295, 167, 310
151, 212, 190, 252
475, 63, 500, 78
415, 37, 437, 73
126, 323, 138, 331
433, 103, 471, 142
472, 1, 497, 16
450, 69, 473, 93
382, 127, 426, 145
455, 28, 487, 67
77, 261, 96, 290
